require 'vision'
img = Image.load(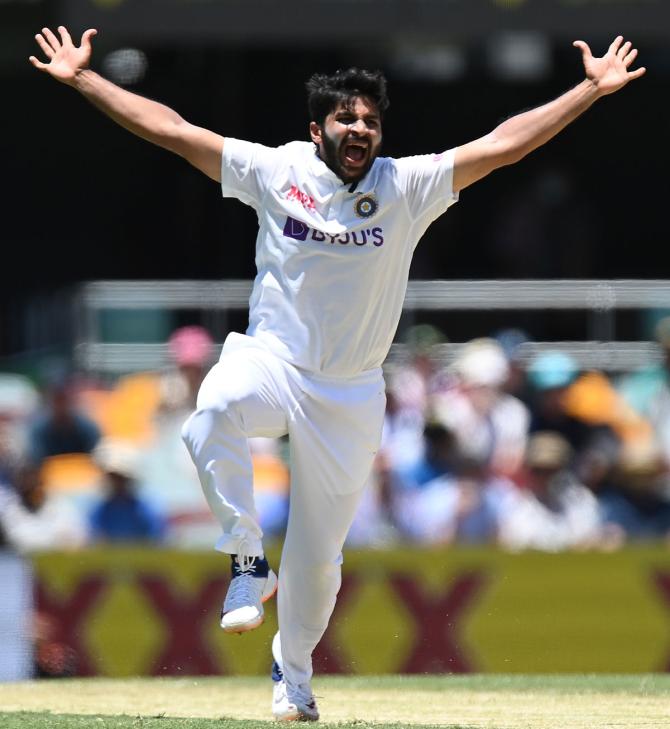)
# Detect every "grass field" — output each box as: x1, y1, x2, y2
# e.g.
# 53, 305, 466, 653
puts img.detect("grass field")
1, 675, 669, 729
